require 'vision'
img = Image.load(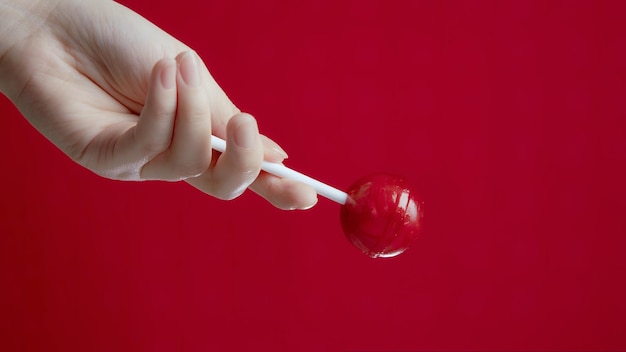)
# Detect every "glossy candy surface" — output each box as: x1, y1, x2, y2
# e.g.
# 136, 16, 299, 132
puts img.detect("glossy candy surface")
340, 174, 424, 258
